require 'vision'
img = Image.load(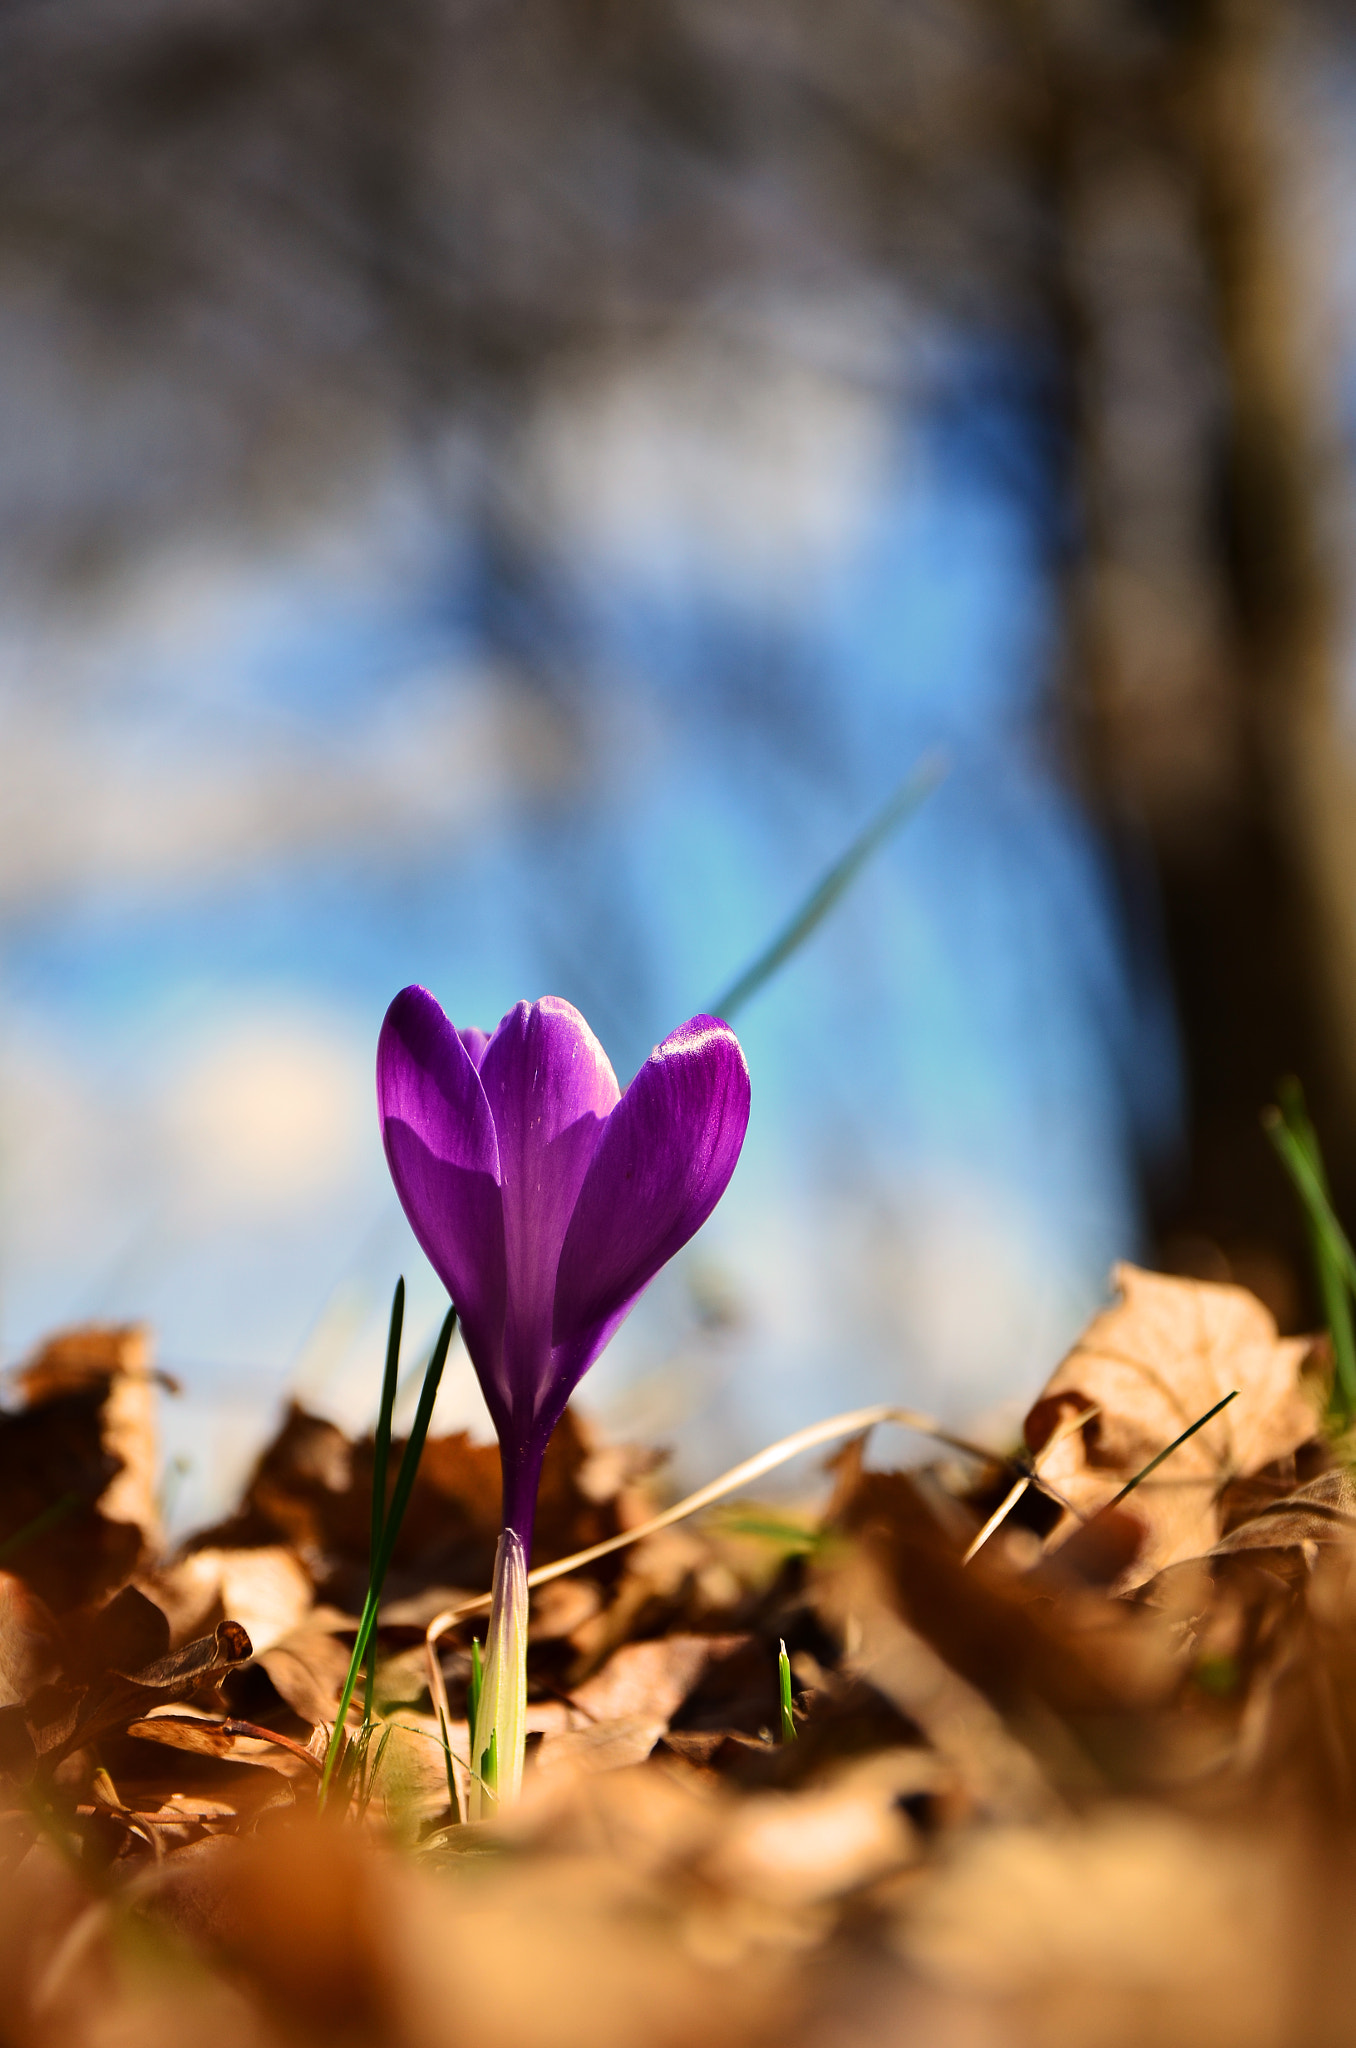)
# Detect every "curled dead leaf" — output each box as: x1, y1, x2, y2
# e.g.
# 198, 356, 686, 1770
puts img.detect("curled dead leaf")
1211, 1469, 1356, 1557
36, 1613, 255, 1768
126, 1711, 320, 1775
1026, 1265, 1320, 1585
